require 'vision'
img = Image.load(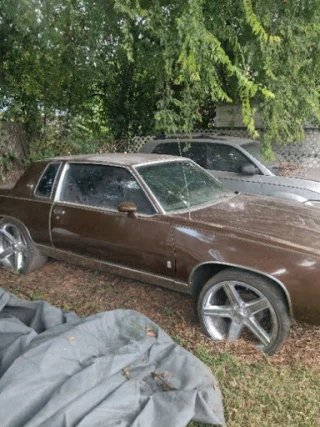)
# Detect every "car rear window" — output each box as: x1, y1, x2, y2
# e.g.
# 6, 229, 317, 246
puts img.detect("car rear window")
36, 163, 60, 198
